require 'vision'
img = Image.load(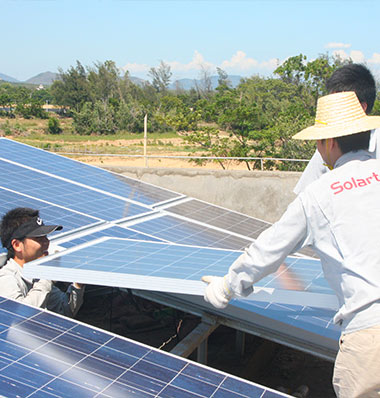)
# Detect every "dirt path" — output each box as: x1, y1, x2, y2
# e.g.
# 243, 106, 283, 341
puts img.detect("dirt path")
74, 154, 252, 171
